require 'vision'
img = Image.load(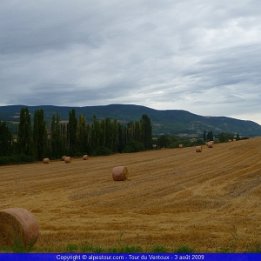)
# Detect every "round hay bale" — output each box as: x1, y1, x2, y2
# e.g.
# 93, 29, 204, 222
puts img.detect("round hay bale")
196, 146, 202, 152
179, 144, 183, 148
207, 141, 213, 148
64, 156, 71, 163
82, 155, 88, 160
42, 158, 50, 164
0, 208, 39, 248
112, 166, 128, 181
